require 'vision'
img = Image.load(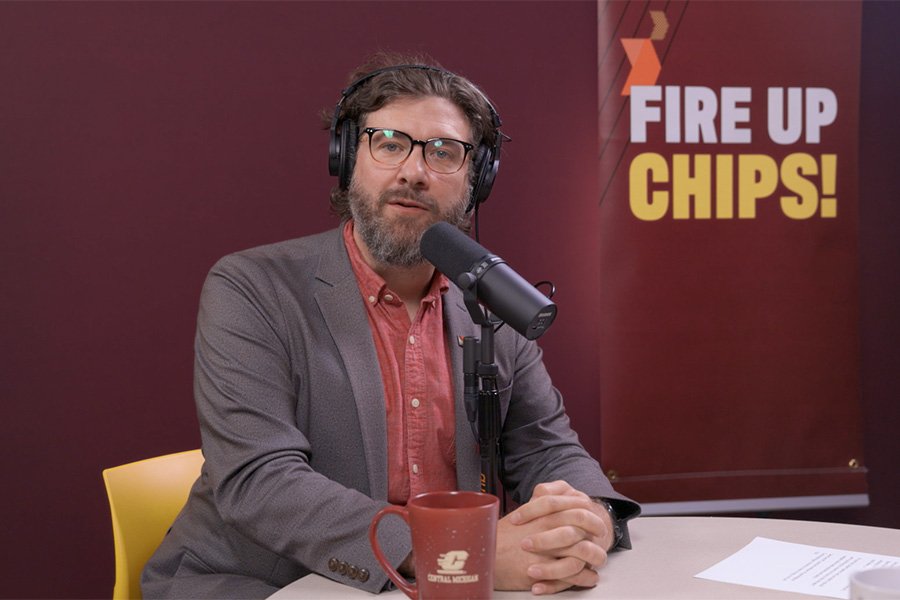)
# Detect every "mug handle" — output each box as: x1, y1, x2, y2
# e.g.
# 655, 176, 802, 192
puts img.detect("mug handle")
368, 505, 417, 599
